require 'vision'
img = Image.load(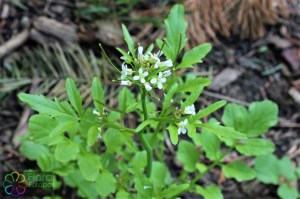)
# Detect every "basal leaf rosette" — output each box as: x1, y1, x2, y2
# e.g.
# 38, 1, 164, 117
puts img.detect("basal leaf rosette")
2, 171, 28, 197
